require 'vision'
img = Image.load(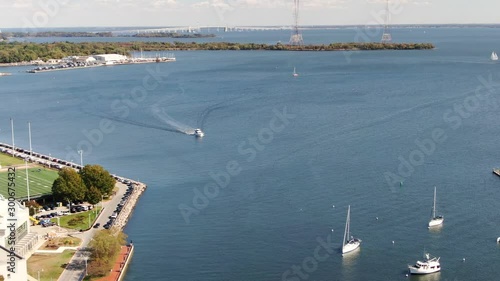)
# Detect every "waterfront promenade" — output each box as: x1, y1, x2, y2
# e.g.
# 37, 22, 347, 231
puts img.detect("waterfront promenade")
0, 142, 145, 280
95, 244, 134, 281
56, 182, 130, 281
